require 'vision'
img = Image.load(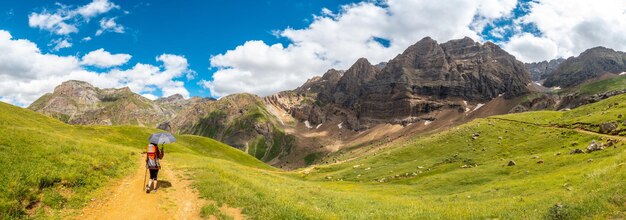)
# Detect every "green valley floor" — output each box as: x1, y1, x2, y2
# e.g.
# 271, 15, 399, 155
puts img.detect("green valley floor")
1, 94, 626, 219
